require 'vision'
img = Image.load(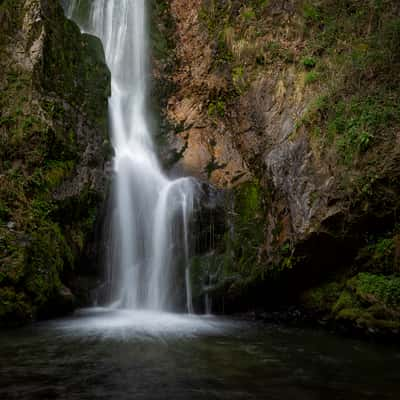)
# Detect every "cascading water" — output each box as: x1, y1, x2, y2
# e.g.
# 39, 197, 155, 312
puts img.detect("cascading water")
65, 0, 196, 312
